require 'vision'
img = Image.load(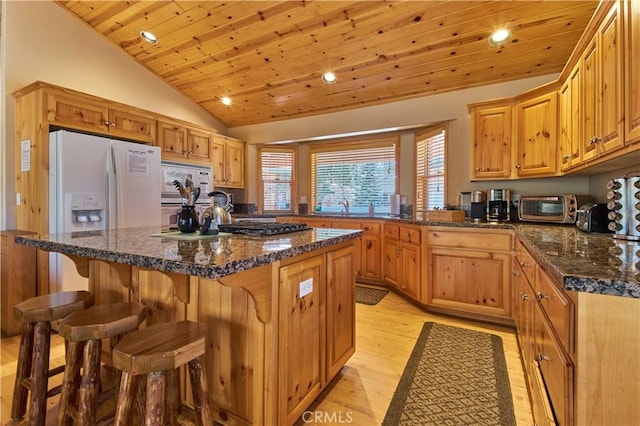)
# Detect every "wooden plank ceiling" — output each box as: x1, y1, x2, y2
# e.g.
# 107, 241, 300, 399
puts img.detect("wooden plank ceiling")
56, 1, 598, 128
